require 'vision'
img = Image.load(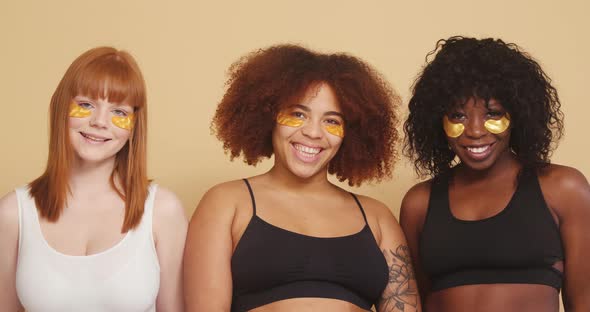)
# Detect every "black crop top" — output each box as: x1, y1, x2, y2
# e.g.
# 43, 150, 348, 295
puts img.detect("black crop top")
420, 169, 564, 292
230, 179, 388, 311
